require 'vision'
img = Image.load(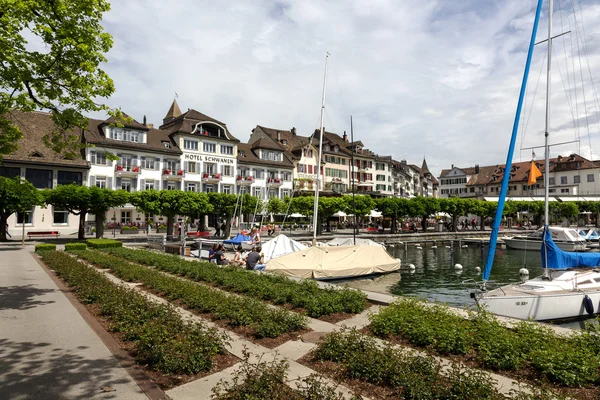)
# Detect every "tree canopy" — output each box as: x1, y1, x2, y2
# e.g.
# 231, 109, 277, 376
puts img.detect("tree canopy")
0, 177, 42, 241
0, 0, 115, 159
